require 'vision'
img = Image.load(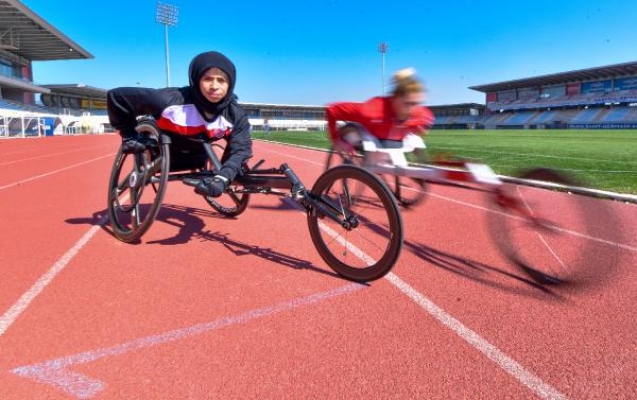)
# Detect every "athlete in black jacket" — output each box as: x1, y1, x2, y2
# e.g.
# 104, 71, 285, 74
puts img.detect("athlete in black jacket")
106, 51, 252, 197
